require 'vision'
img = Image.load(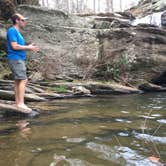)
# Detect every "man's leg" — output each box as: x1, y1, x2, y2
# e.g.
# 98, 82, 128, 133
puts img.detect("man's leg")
17, 79, 27, 105
15, 79, 32, 112
14, 80, 20, 105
